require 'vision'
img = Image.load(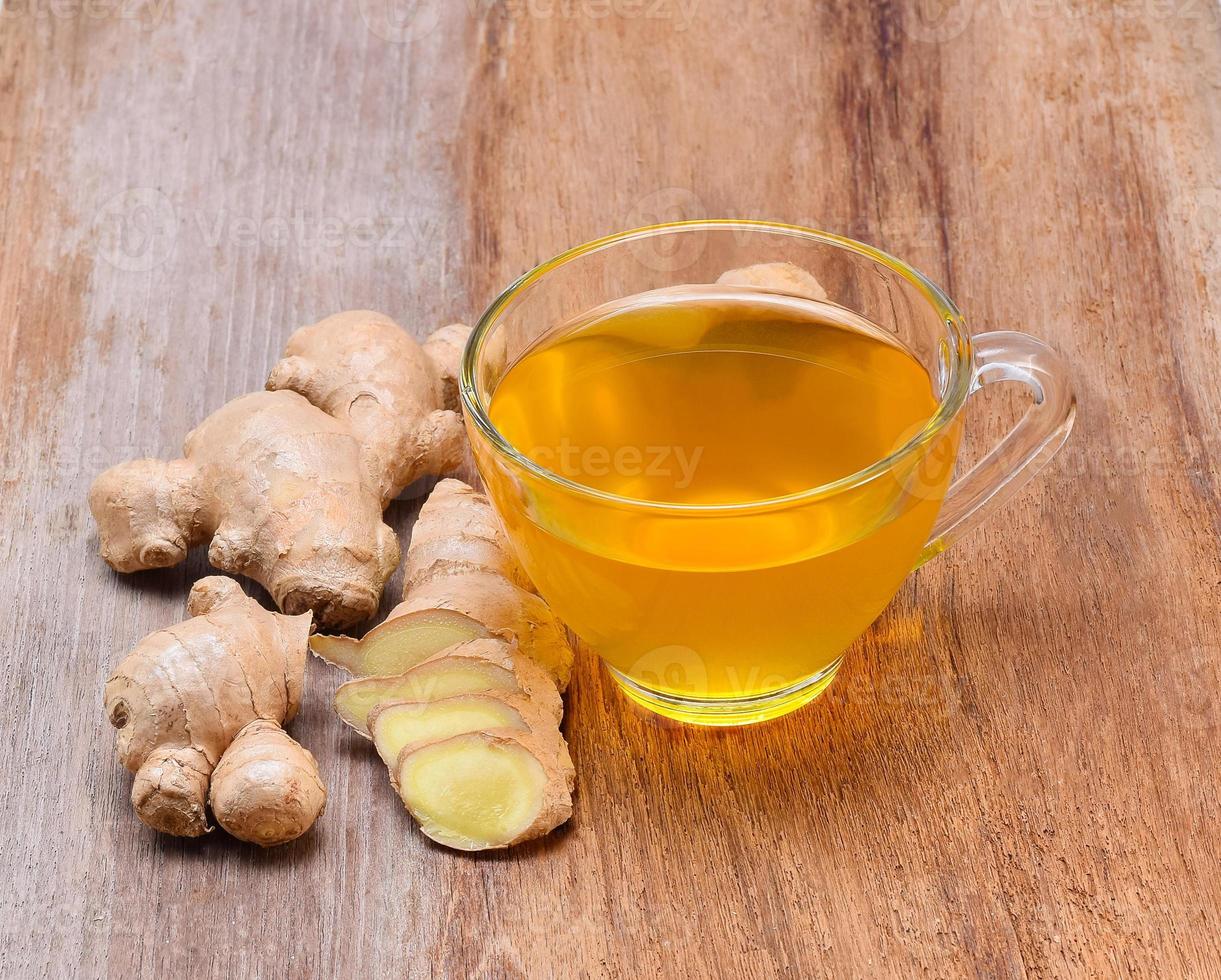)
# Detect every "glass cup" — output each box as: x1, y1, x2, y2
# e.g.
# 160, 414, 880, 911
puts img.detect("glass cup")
460, 221, 1075, 726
